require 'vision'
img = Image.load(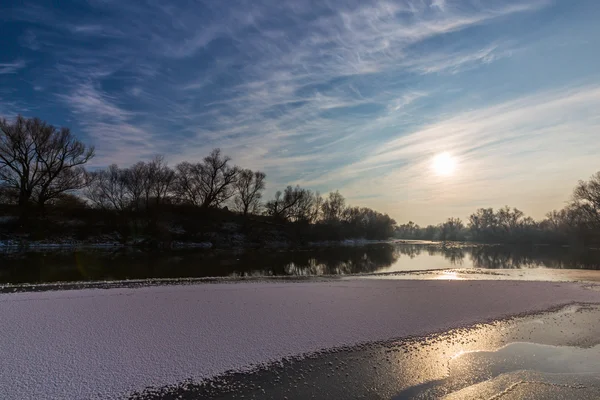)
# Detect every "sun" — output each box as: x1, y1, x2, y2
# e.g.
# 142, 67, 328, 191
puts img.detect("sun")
432, 152, 457, 176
